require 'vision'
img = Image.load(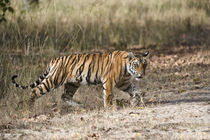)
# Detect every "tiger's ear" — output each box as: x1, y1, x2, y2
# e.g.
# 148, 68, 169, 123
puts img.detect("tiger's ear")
128, 52, 134, 60
143, 51, 149, 57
